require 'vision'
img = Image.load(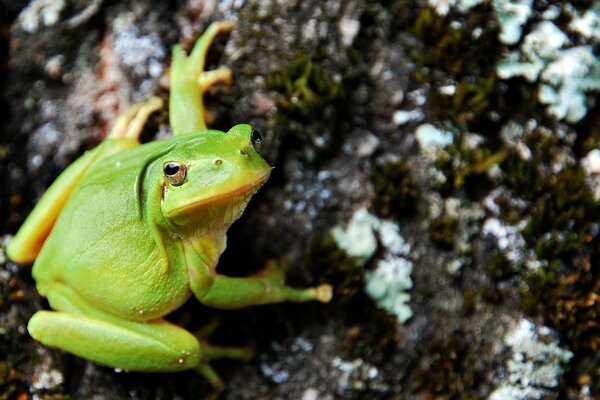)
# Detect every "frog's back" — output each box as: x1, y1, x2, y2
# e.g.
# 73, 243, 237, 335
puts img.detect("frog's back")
33, 140, 191, 320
